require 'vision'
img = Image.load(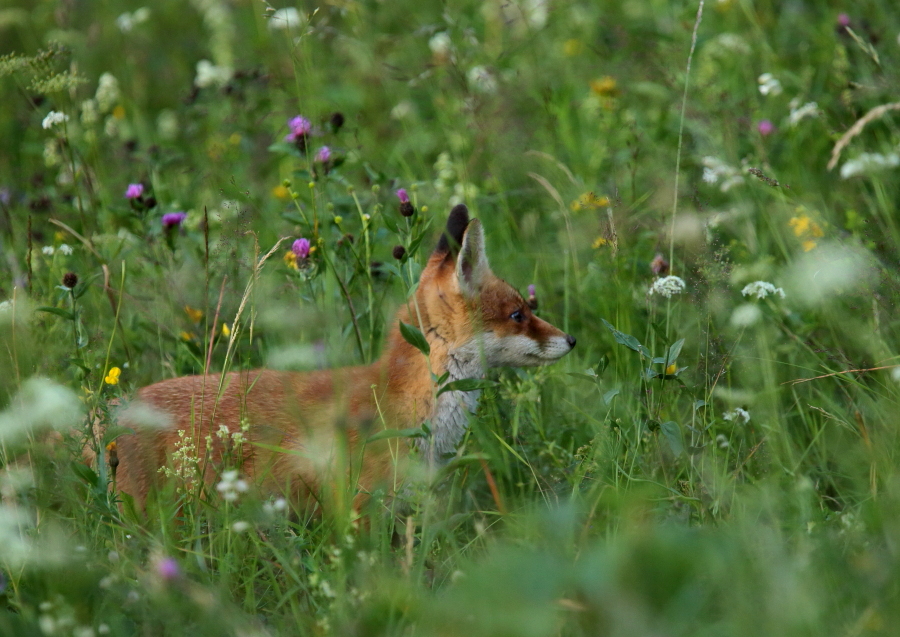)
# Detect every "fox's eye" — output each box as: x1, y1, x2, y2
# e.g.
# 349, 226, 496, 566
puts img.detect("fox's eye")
510, 310, 525, 323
